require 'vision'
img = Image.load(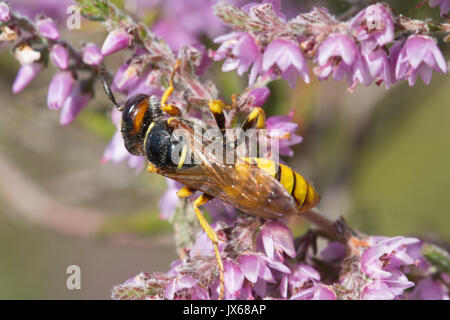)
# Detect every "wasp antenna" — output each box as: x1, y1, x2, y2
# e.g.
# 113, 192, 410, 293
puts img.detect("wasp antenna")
100, 64, 122, 111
